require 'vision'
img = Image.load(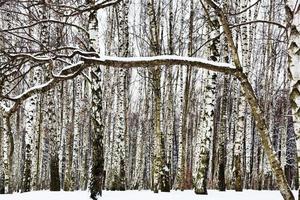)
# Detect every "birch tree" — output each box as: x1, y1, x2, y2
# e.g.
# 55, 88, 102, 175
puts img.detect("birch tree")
88, 5, 104, 200
286, 0, 300, 199
234, 0, 250, 191
194, 1, 220, 194
147, 0, 170, 192
112, 0, 129, 190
